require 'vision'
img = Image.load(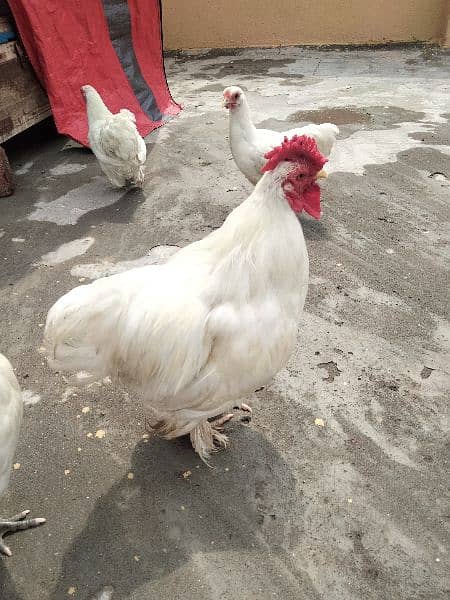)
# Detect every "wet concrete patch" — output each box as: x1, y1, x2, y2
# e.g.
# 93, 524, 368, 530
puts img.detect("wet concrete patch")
288, 107, 371, 125
255, 117, 295, 131
289, 106, 426, 128
408, 121, 450, 146
399, 146, 450, 181
200, 57, 296, 78
268, 71, 306, 79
